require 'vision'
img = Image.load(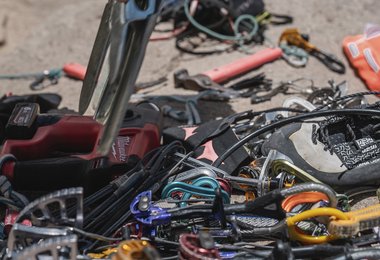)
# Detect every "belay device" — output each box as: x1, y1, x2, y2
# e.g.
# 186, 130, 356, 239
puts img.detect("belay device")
0, 0, 163, 193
